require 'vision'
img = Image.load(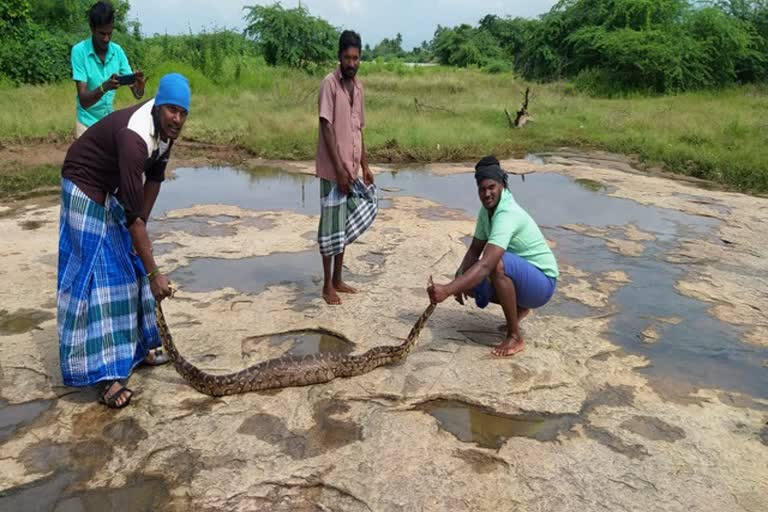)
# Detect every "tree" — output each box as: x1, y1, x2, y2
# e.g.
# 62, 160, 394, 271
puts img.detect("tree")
243, 2, 338, 68
0, 0, 139, 84
432, 24, 505, 67
32, 0, 132, 33
686, 5, 765, 83
512, 0, 767, 91
0, 0, 31, 35
405, 40, 433, 63
477, 14, 536, 58
370, 32, 405, 60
